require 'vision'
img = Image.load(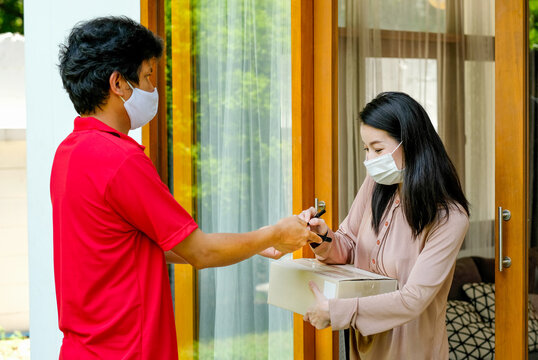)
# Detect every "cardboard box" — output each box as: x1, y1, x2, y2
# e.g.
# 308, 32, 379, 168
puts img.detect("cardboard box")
267, 258, 398, 315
